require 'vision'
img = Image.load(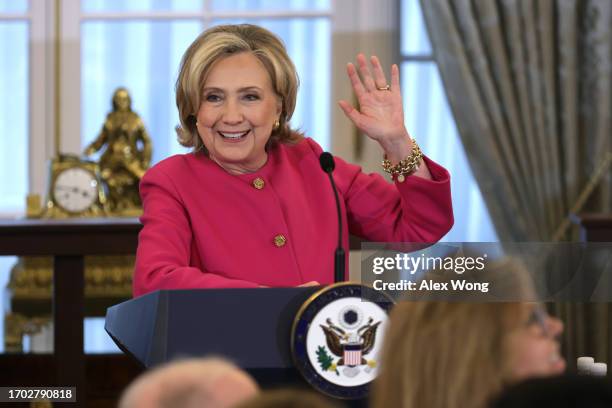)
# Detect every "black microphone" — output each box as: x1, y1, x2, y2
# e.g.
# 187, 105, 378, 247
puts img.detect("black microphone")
319, 152, 345, 283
